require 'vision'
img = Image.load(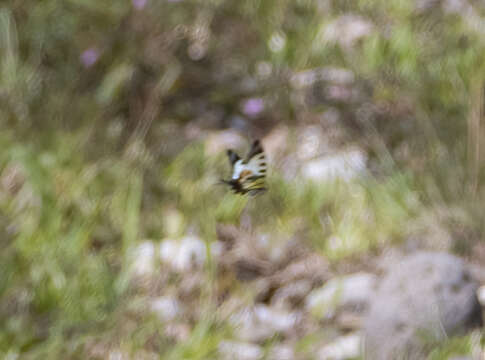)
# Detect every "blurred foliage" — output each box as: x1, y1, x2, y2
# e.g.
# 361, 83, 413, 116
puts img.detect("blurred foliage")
1, 0, 485, 358
426, 333, 474, 360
